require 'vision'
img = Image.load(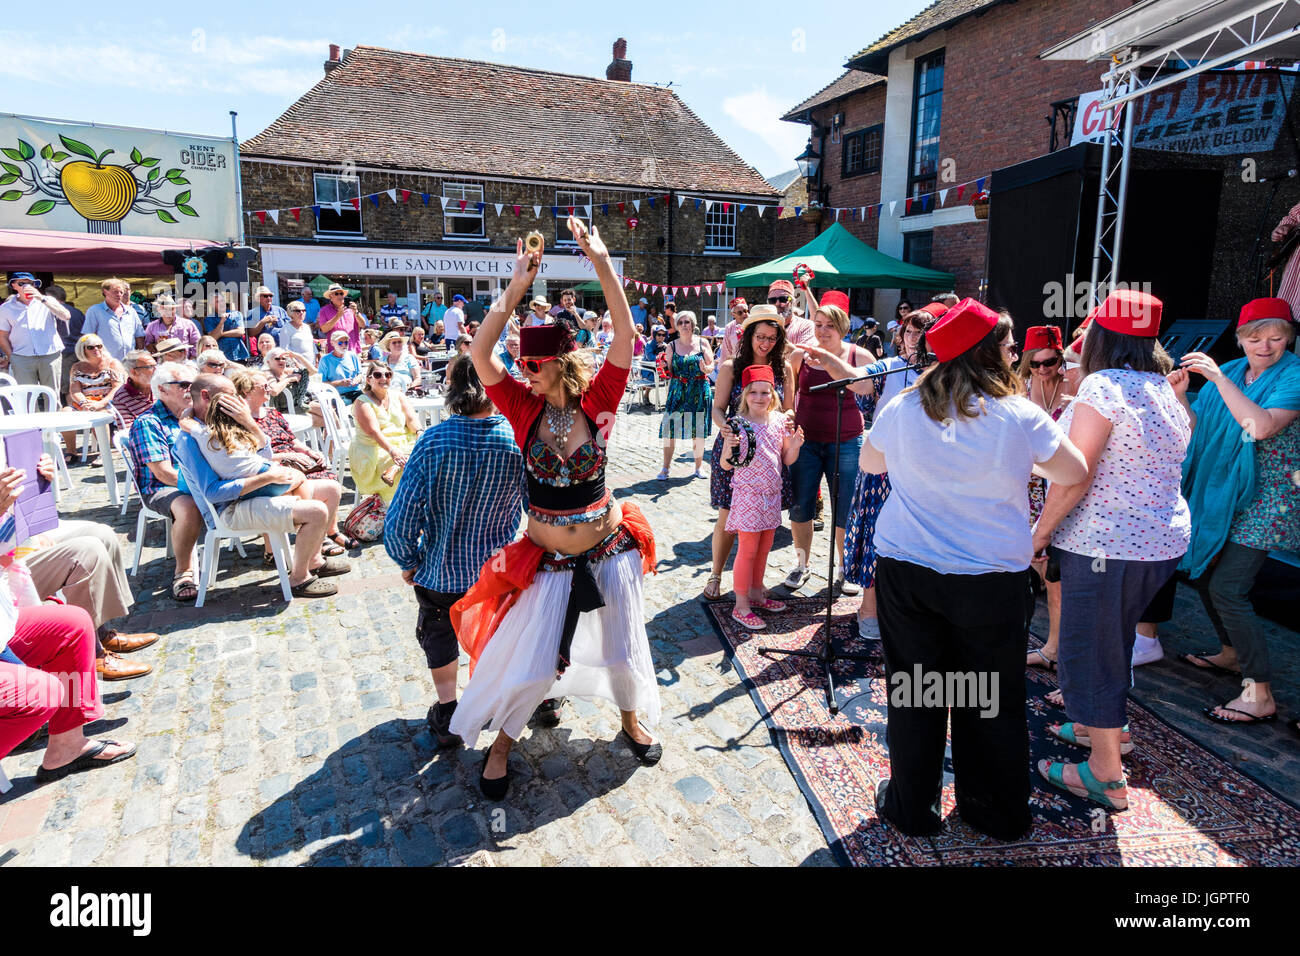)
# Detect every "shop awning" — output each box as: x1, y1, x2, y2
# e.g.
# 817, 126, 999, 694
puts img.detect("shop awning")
725, 222, 955, 290
0, 228, 220, 276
